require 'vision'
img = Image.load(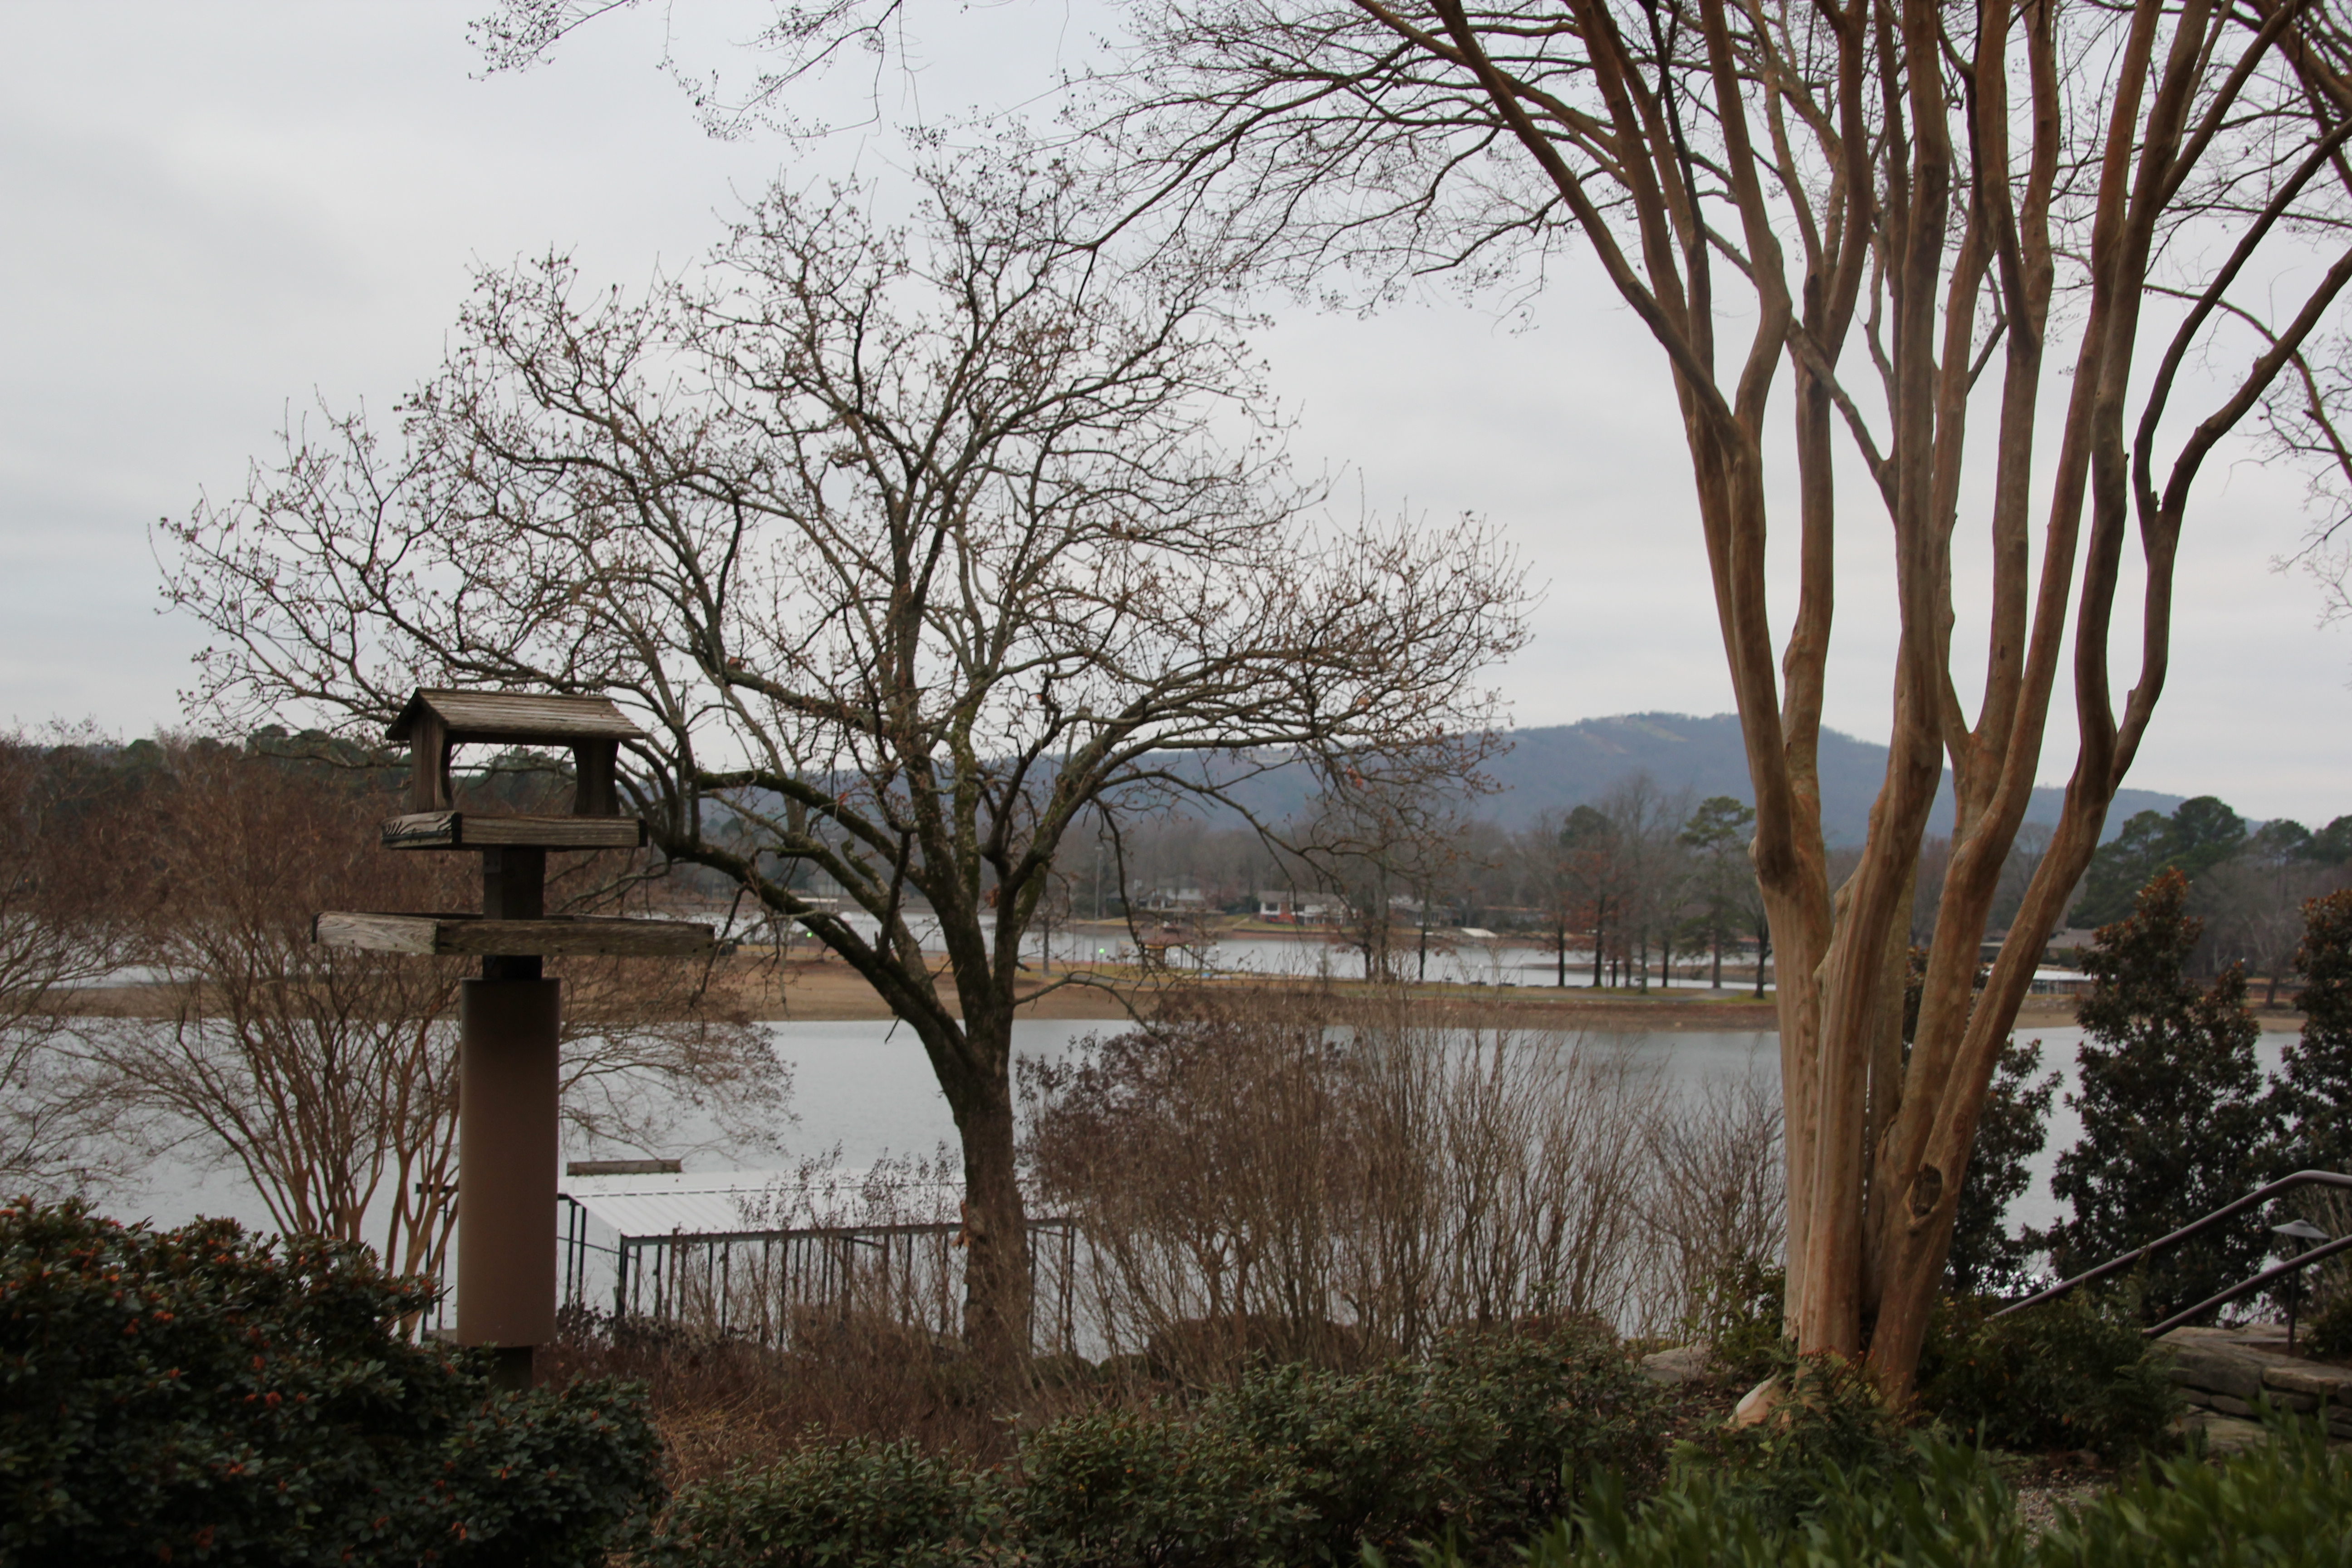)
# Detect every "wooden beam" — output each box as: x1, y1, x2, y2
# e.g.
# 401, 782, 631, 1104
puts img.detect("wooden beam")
314, 911, 718, 958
